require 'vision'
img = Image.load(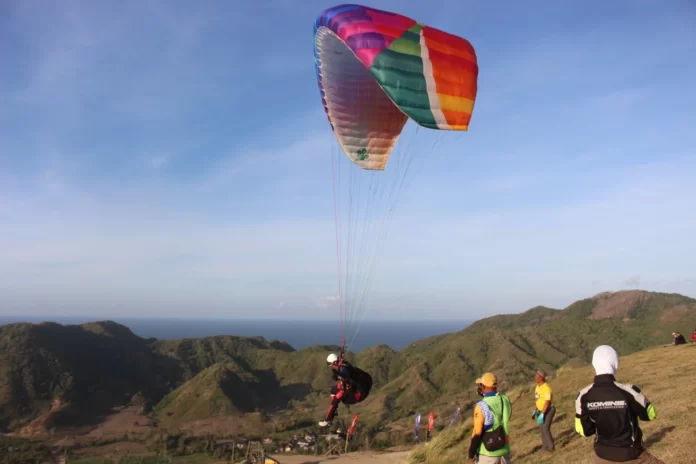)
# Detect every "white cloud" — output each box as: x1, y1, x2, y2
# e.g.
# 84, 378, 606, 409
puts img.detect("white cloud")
149, 154, 170, 169
216, 137, 320, 178
316, 296, 340, 308
587, 88, 644, 112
